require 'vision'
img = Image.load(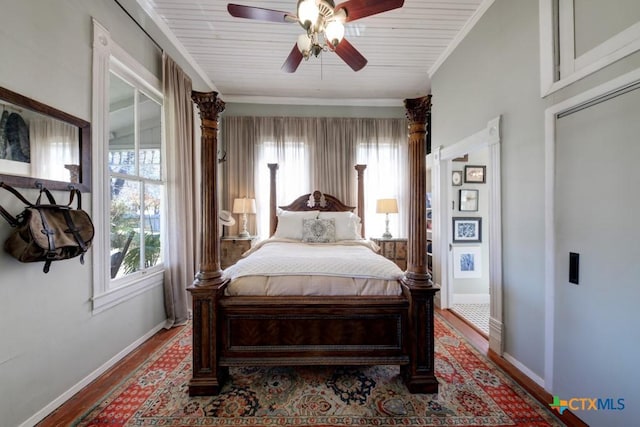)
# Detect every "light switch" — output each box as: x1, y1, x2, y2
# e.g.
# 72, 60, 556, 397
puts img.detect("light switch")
569, 252, 579, 285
